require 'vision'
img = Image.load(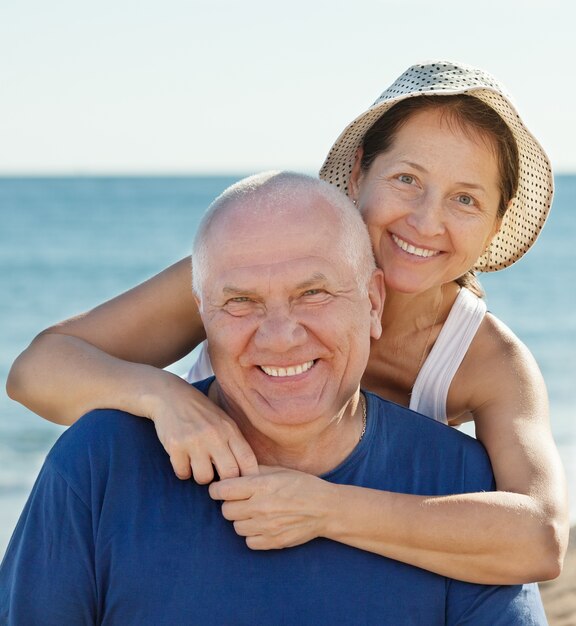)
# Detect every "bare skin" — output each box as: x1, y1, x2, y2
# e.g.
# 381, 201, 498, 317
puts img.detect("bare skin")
7, 111, 569, 584
8, 257, 568, 584
7, 259, 260, 482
